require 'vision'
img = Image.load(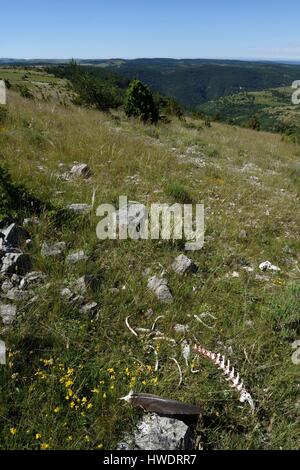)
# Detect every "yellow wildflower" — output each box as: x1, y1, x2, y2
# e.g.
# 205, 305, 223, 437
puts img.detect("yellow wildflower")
41, 443, 49, 450
36, 433, 42, 440
10, 428, 17, 436
41, 358, 53, 366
